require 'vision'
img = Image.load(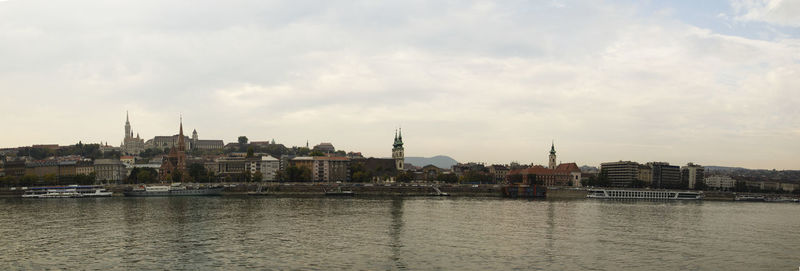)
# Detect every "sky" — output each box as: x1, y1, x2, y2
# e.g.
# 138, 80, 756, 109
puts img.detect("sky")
0, 0, 798, 169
